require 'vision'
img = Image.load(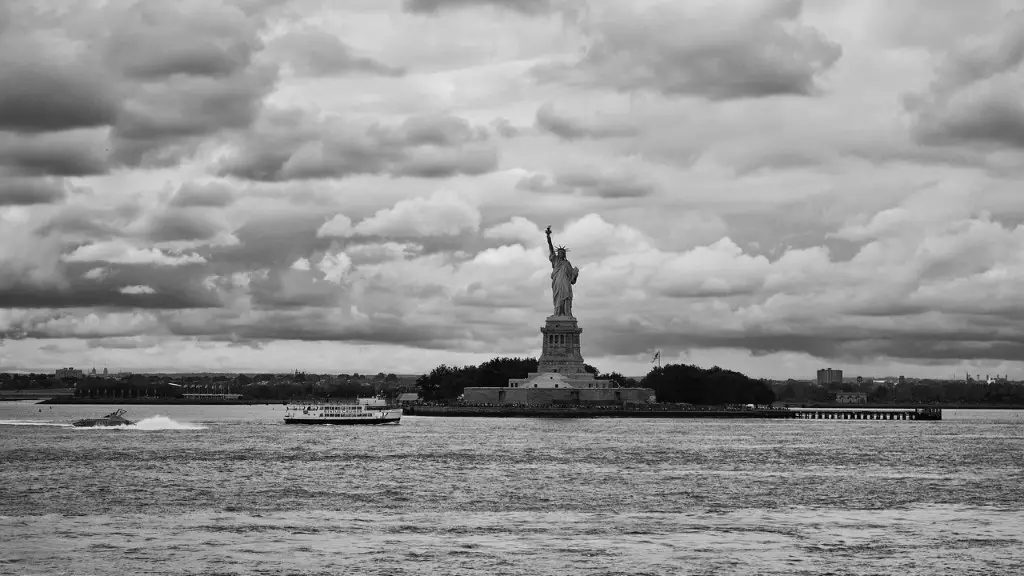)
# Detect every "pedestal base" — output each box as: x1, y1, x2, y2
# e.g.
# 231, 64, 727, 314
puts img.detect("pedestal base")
536, 315, 590, 377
